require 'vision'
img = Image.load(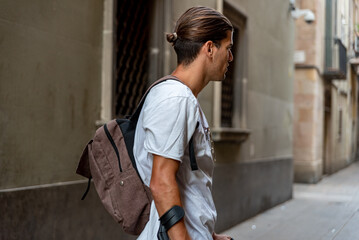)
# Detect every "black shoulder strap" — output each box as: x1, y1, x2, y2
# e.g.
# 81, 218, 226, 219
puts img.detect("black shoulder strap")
130, 75, 198, 171
130, 75, 181, 122
189, 122, 199, 171
81, 177, 92, 200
